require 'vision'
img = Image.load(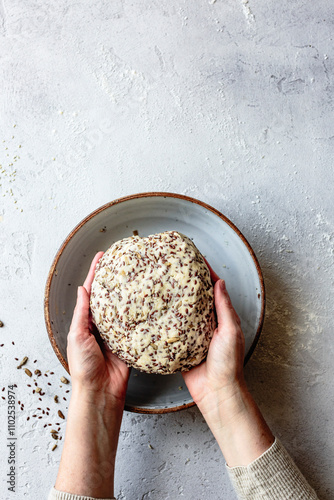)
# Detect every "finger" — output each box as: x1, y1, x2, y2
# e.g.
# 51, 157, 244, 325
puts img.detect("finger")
214, 280, 241, 330
83, 251, 104, 295
69, 286, 90, 335
203, 257, 220, 284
